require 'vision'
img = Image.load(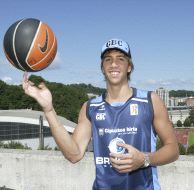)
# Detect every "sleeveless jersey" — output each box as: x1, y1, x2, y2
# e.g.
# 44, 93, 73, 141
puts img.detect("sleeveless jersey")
86, 88, 161, 190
